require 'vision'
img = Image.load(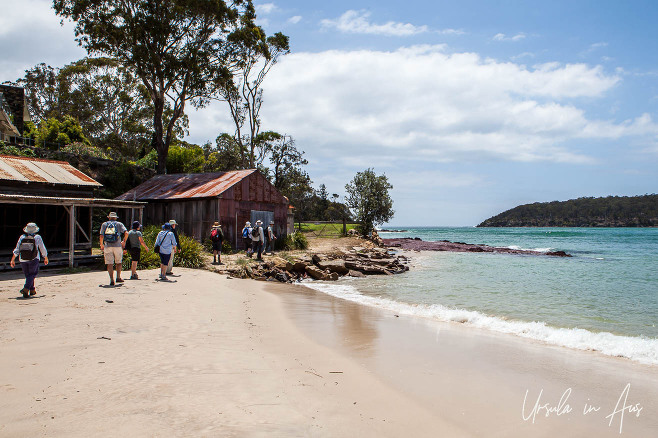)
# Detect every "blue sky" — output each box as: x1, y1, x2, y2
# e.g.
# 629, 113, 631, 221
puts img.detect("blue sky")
2, 1, 657, 226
